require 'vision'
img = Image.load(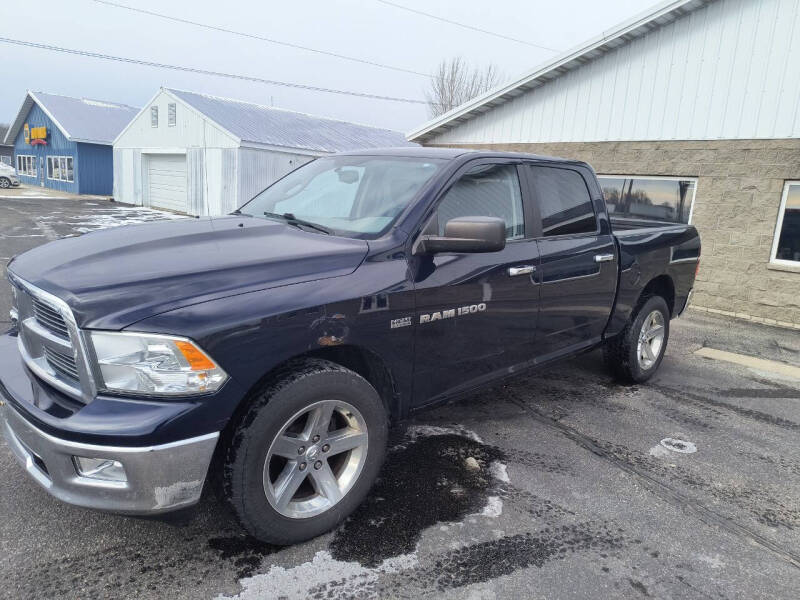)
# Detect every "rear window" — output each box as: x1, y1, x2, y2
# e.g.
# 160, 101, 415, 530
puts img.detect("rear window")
528, 166, 596, 236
